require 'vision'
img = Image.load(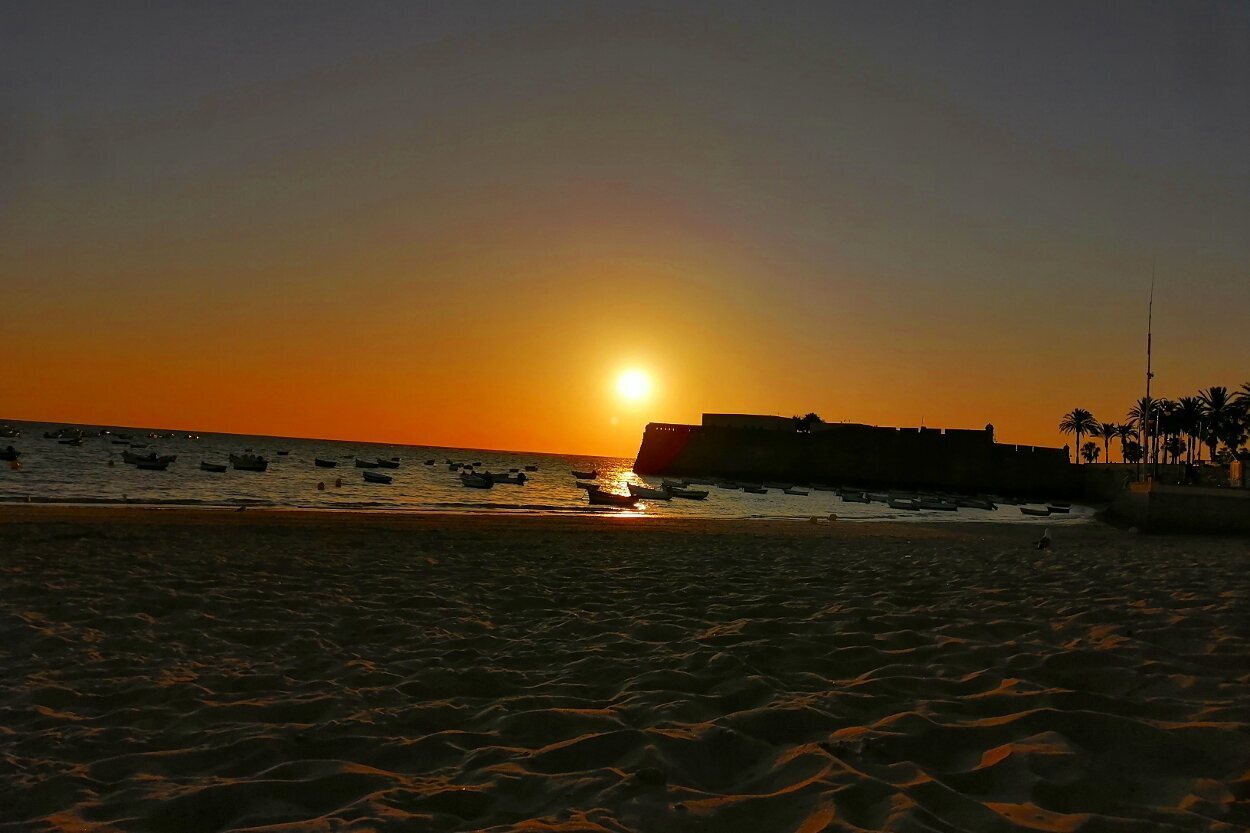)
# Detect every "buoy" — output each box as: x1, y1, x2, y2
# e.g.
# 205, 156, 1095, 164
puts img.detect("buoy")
317, 481, 325, 491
